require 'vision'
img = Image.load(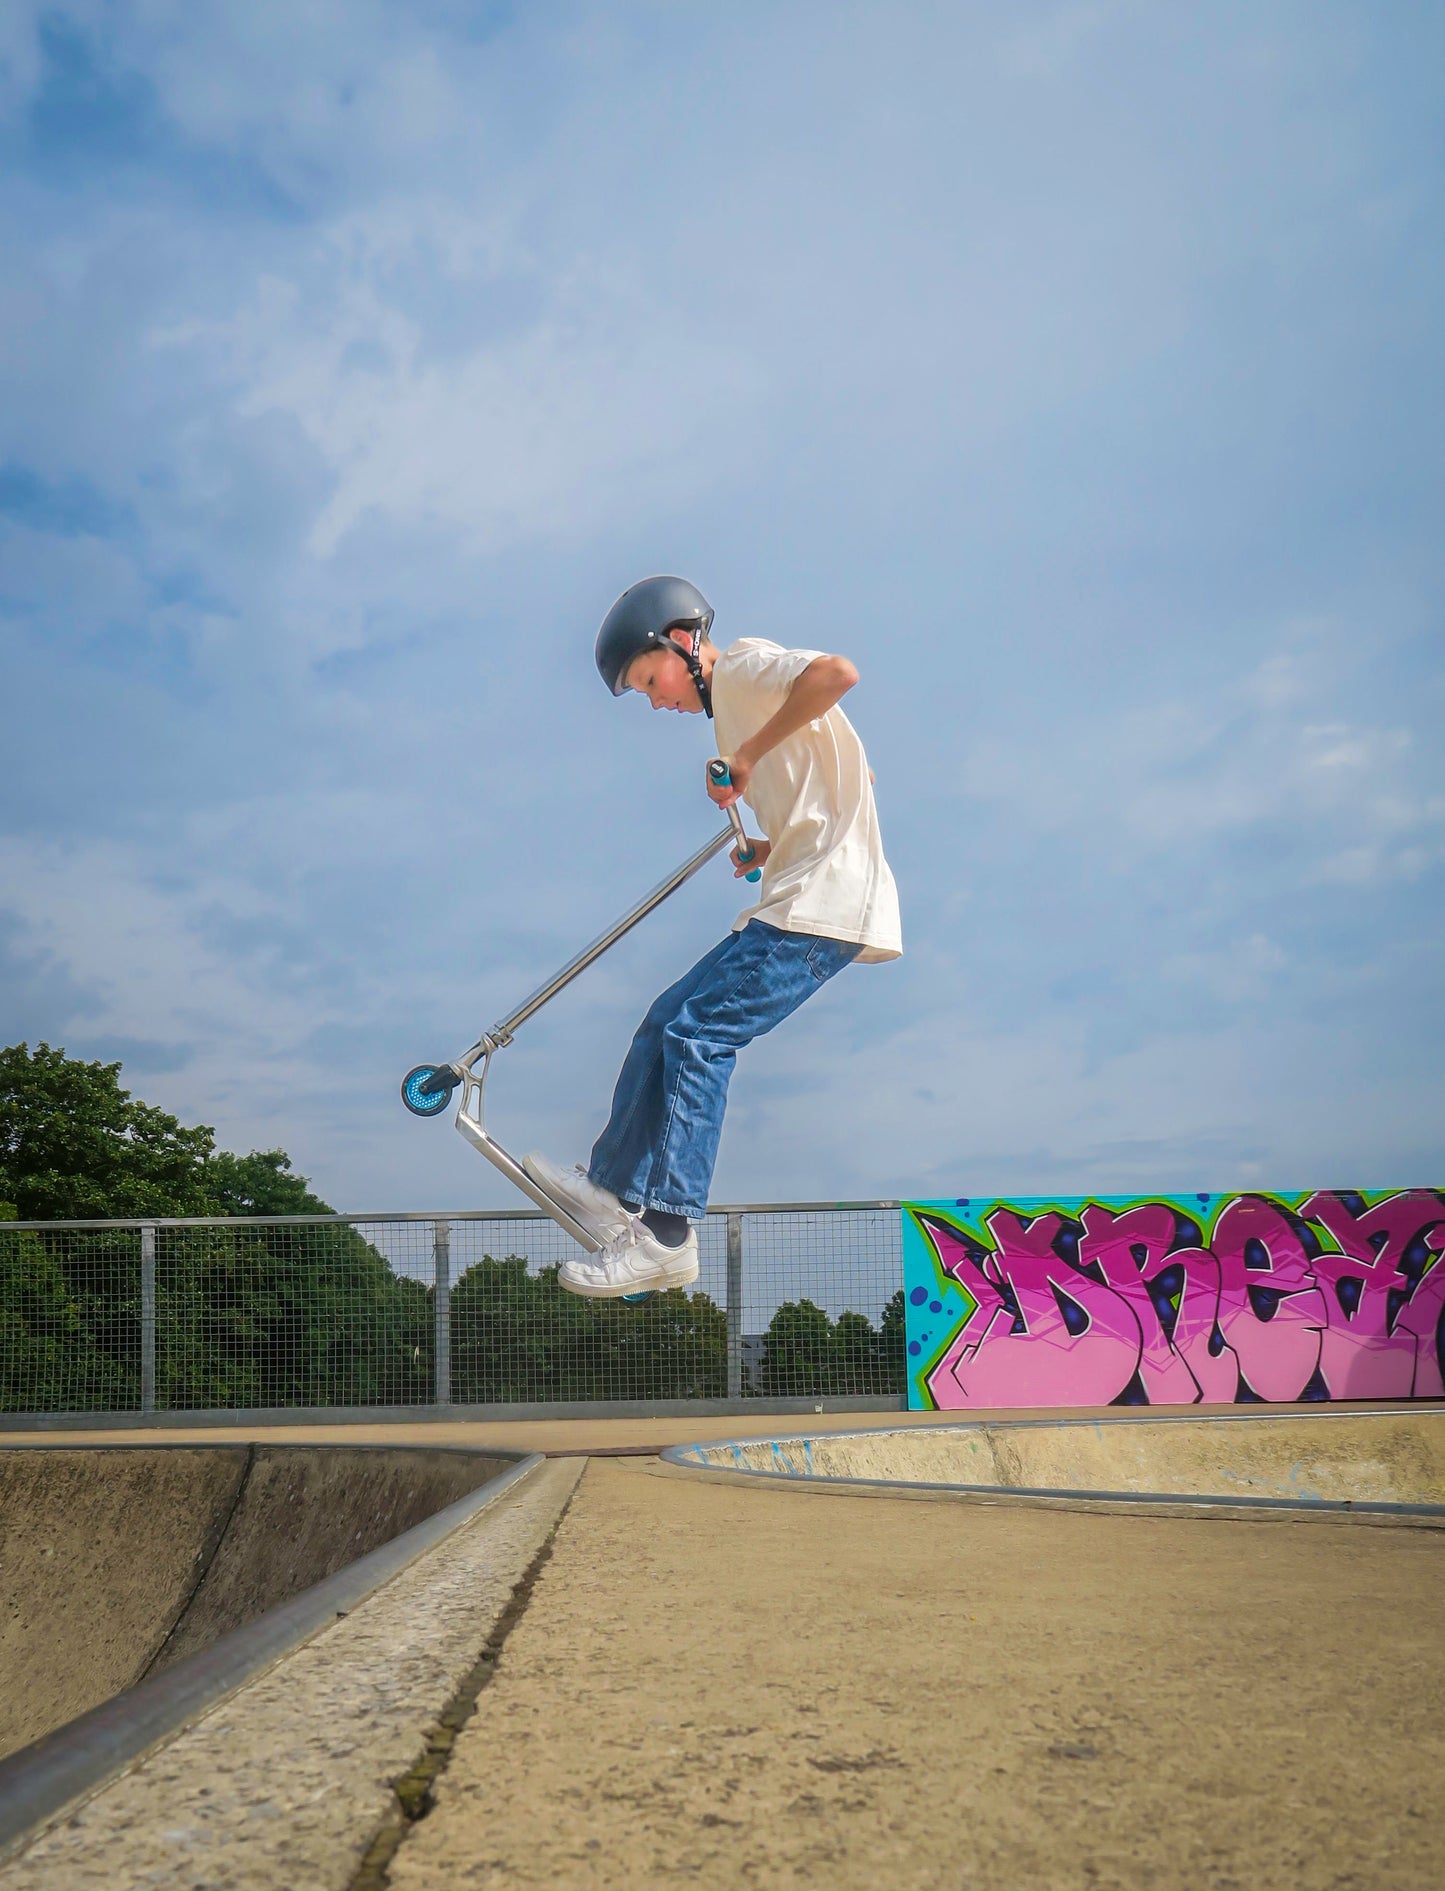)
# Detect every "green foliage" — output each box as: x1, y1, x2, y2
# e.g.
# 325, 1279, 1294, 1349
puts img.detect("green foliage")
205, 1148, 335, 1217
0, 1218, 433, 1414
756, 1291, 904, 1398
0, 1043, 335, 1221
0, 1042, 219, 1221
0, 1218, 135, 1410
0, 1043, 421, 1412
152, 1222, 432, 1409
878, 1287, 906, 1389
450, 1256, 727, 1402
757, 1297, 833, 1395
